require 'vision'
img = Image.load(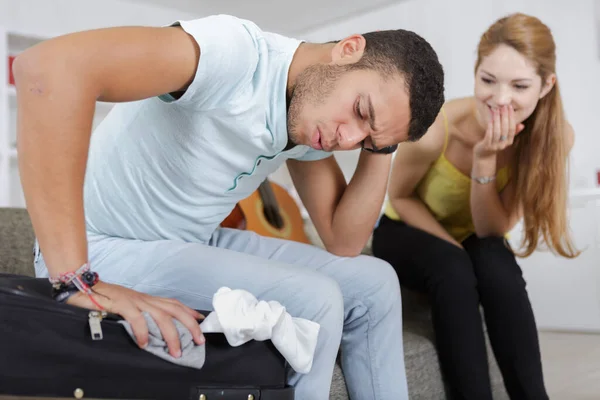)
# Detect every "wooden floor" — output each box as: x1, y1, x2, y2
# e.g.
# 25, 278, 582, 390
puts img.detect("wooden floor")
540, 330, 600, 400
